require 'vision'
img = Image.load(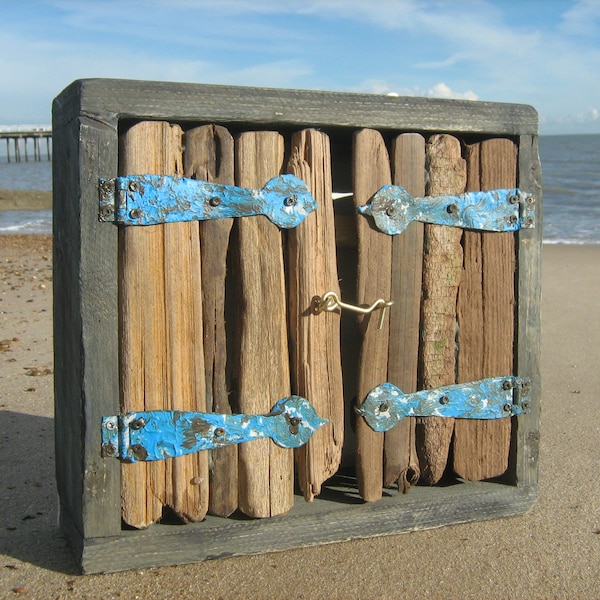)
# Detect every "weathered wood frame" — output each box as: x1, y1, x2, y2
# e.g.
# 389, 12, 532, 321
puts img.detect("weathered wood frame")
53, 79, 541, 574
